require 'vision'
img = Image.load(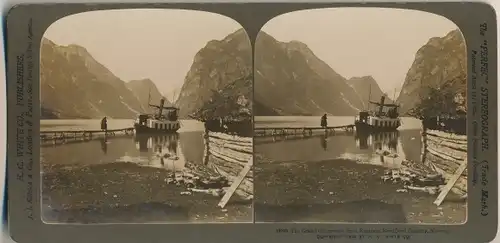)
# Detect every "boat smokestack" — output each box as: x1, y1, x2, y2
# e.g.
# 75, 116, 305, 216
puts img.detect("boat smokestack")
379, 95, 386, 114
157, 98, 165, 118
